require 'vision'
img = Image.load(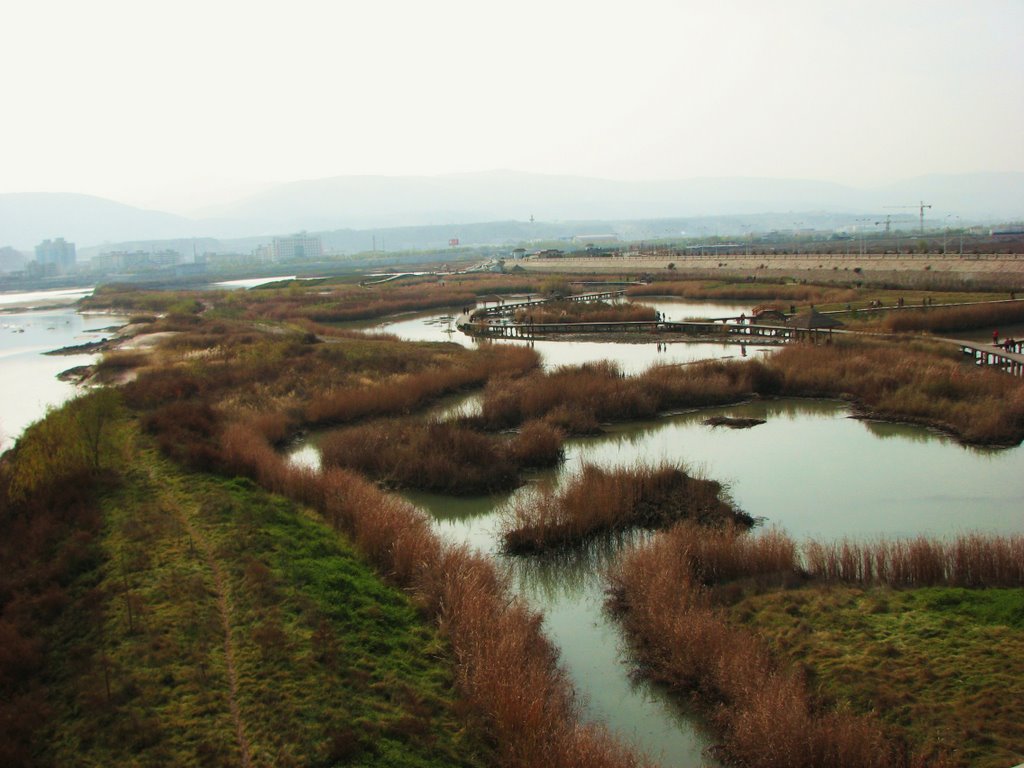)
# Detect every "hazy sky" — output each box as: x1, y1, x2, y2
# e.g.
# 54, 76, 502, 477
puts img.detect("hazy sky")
3, 0, 1022, 213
